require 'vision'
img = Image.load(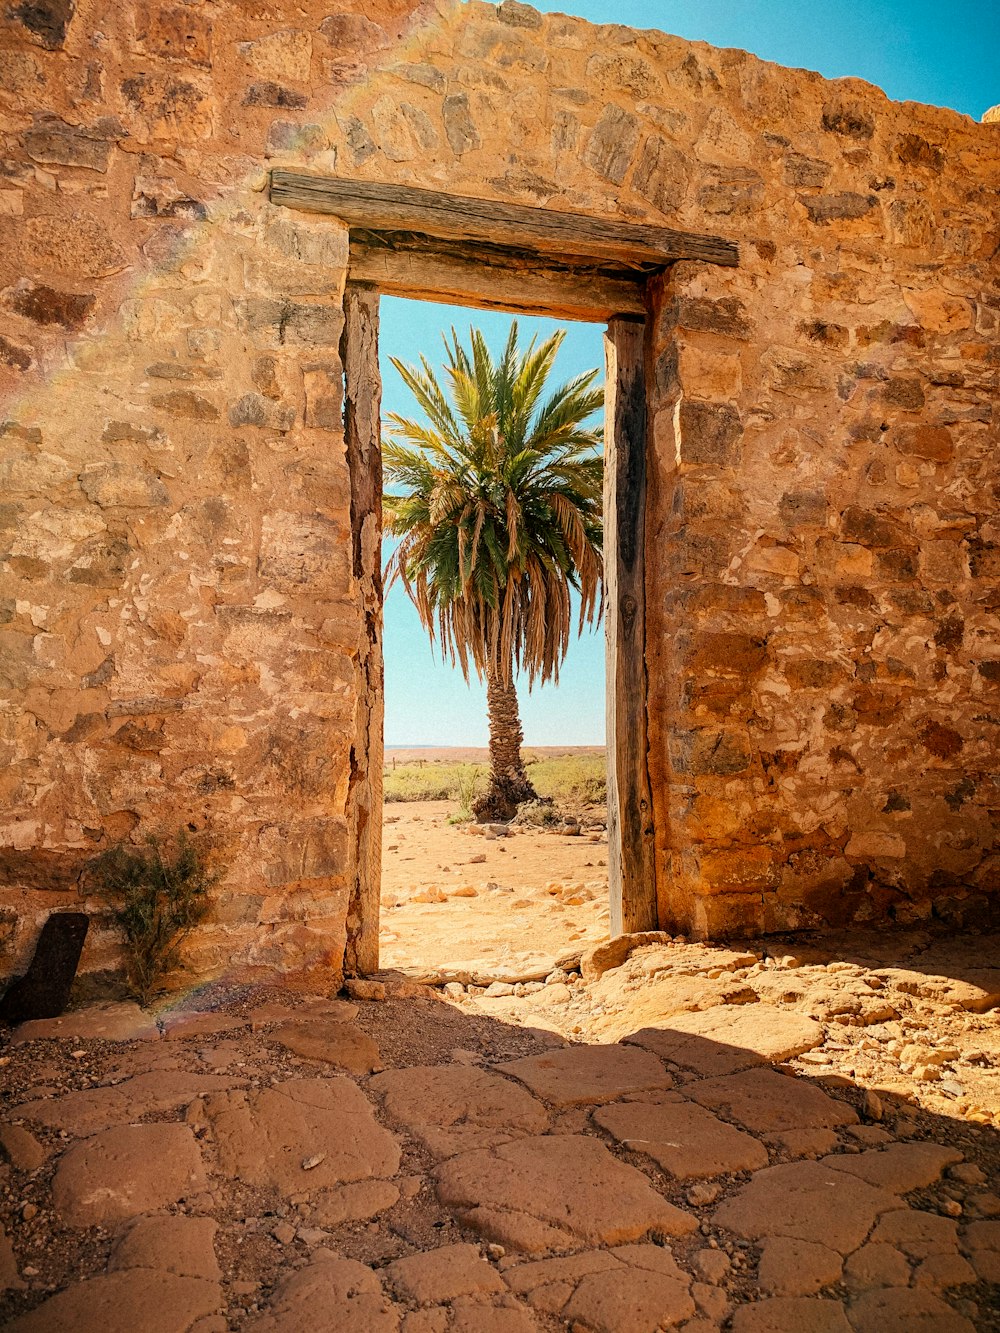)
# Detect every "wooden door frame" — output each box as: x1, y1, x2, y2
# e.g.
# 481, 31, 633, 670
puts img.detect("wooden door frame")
270, 172, 739, 970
